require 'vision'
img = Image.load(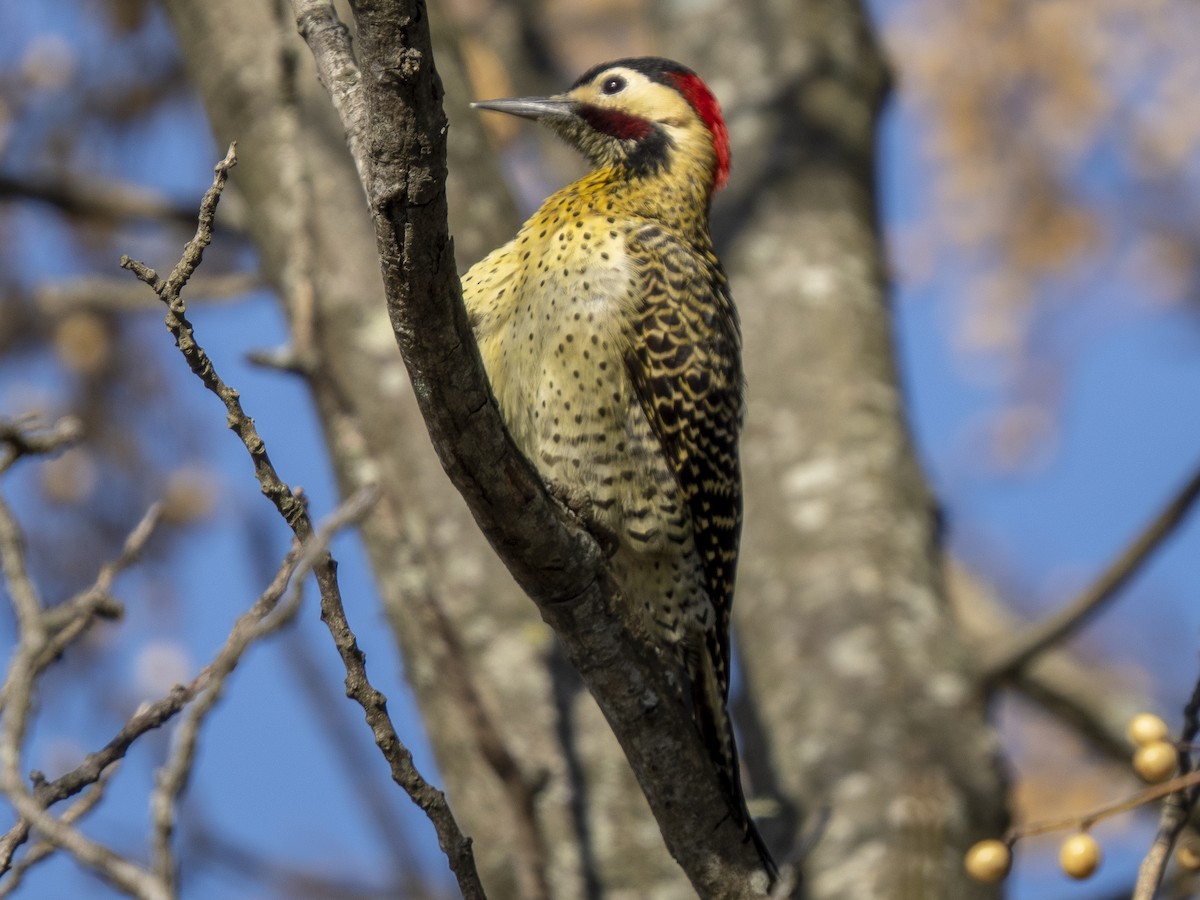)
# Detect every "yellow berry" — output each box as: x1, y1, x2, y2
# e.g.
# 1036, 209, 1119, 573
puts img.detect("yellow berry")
1126, 713, 1169, 747
964, 839, 1012, 883
1133, 741, 1177, 783
1059, 833, 1102, 880
1178, 843, 1200, 872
